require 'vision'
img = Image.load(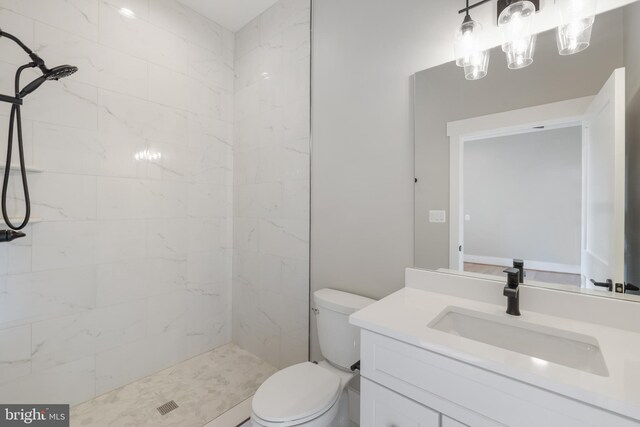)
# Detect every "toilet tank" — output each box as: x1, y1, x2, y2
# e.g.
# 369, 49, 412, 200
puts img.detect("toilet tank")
314, 289, 376, 370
